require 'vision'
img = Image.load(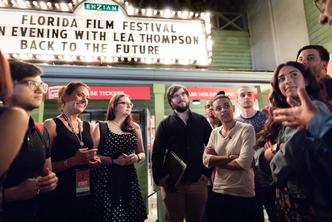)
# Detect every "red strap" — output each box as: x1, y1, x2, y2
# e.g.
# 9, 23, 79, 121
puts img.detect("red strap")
35, 123, 43, 135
